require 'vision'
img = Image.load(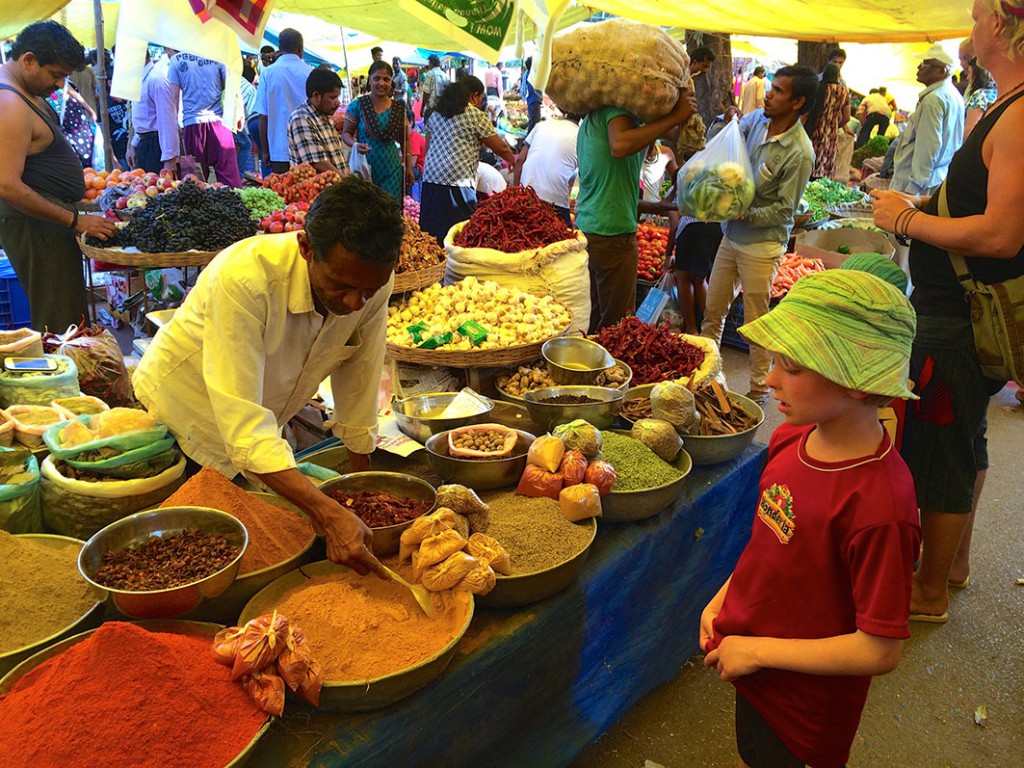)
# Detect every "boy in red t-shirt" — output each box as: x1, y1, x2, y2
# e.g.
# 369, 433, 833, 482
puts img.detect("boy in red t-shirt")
700, 270, 922, 768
